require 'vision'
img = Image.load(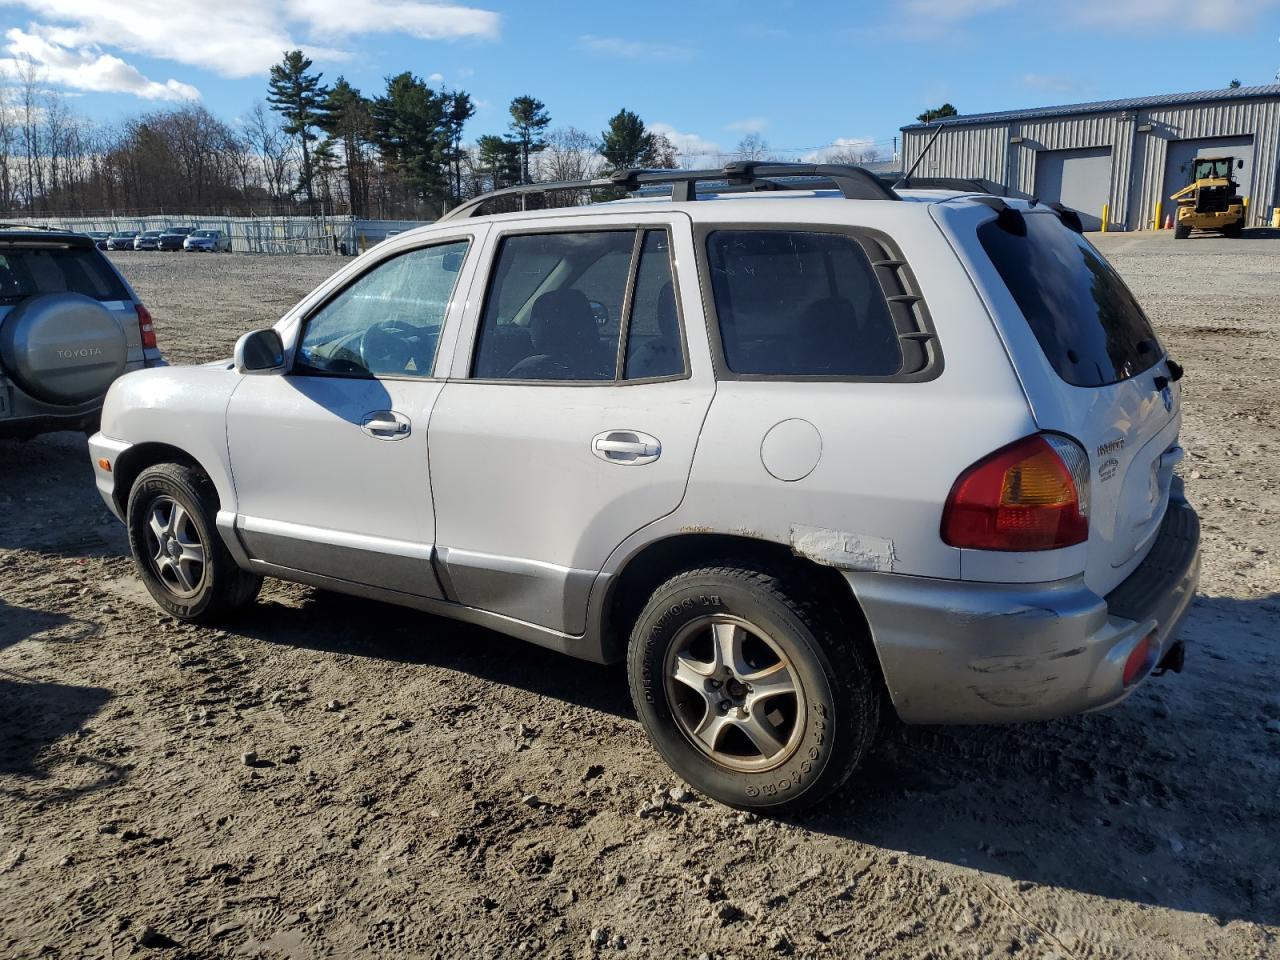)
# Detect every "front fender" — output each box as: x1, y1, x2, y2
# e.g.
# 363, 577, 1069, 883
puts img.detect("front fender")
99, 362, 241, 512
